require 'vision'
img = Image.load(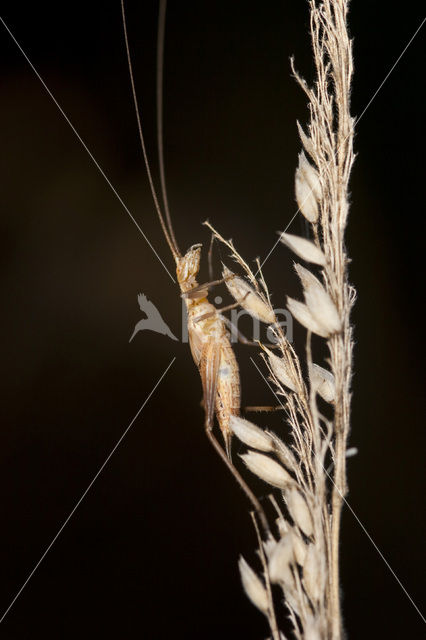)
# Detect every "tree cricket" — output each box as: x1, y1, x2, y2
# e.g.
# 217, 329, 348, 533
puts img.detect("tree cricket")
122, 0, 270, 530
